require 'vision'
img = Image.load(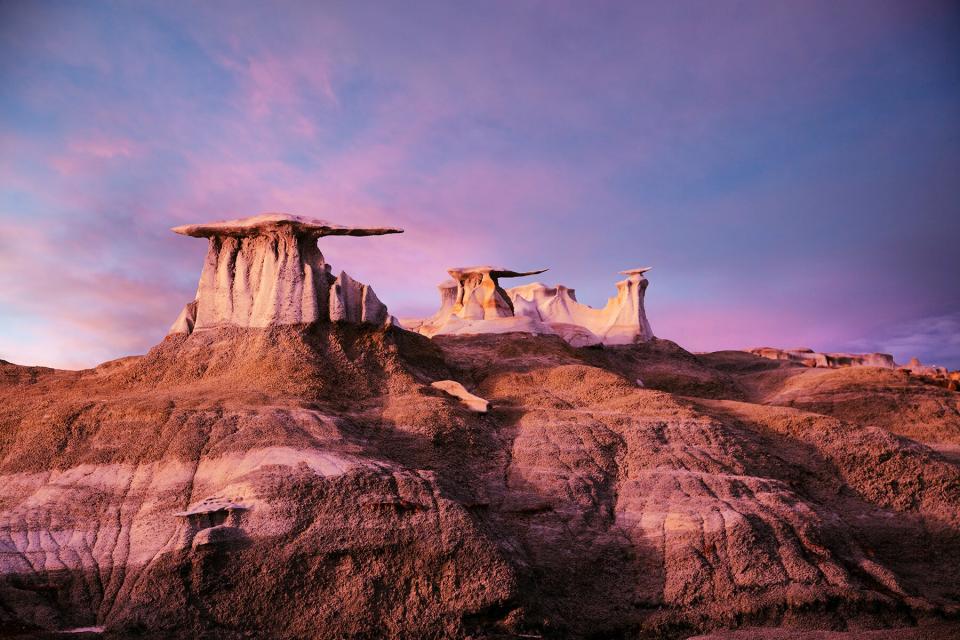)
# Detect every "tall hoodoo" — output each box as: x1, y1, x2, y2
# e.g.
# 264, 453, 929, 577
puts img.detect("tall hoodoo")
168, 213, 402, 334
